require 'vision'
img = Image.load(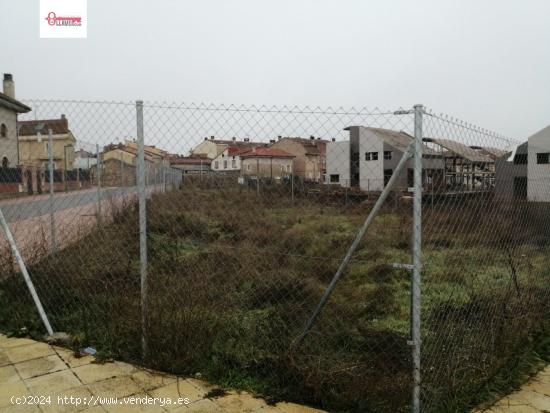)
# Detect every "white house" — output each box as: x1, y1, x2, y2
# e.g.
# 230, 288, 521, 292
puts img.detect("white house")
0, 74, 31, 167
527, 125, 550, 202
191, 137, 264, 160
211, 146, 246, 172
